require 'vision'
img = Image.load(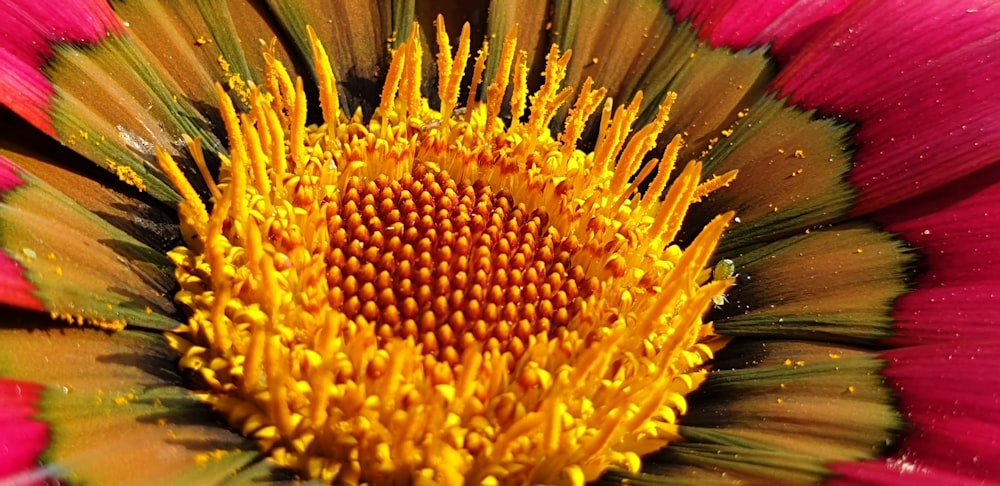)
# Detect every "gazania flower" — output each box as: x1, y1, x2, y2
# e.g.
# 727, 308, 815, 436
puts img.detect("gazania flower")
1, 0, 997, 484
